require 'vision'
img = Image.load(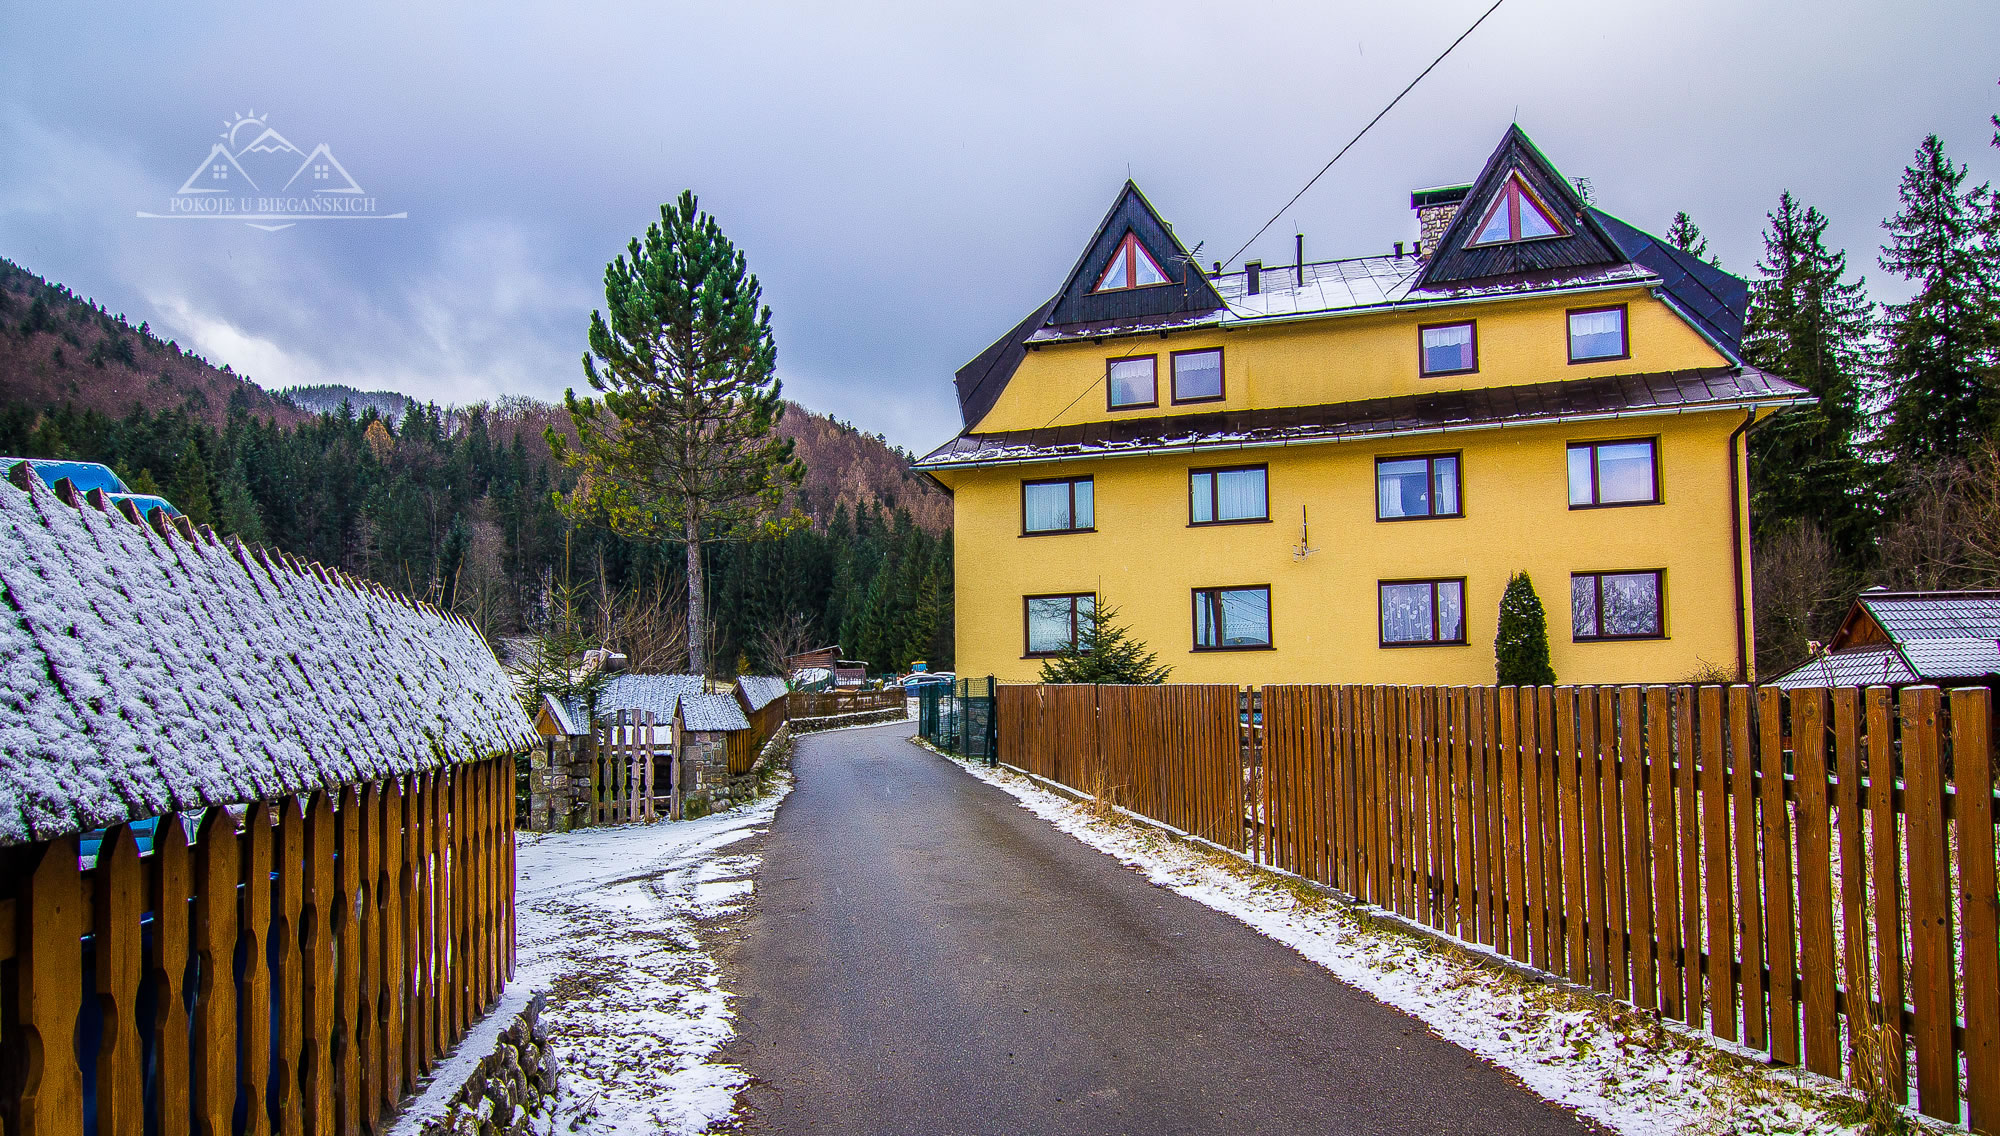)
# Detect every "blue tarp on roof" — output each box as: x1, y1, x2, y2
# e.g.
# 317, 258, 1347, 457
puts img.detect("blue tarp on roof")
2, 457, 128, 495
